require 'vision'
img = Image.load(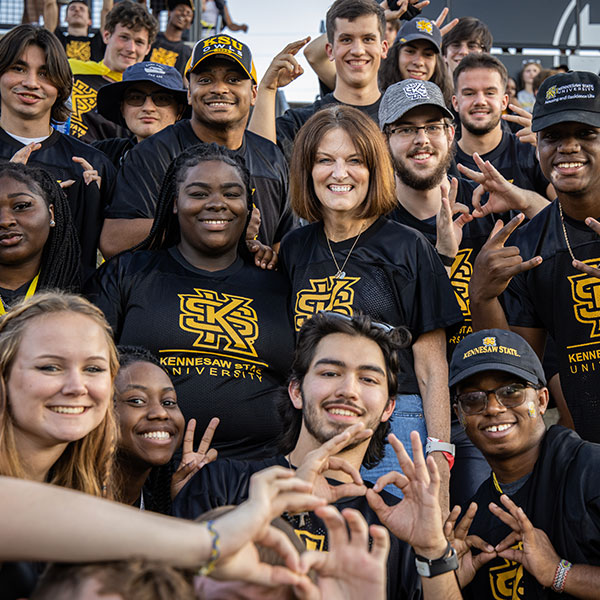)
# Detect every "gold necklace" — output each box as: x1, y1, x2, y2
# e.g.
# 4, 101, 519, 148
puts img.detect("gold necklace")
325, 225, 365, 279
558, 201, 576, 261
